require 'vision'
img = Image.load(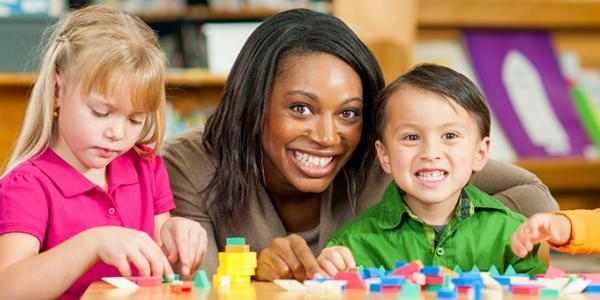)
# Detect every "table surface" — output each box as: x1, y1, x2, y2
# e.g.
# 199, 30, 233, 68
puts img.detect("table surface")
82, 281, 600, 300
